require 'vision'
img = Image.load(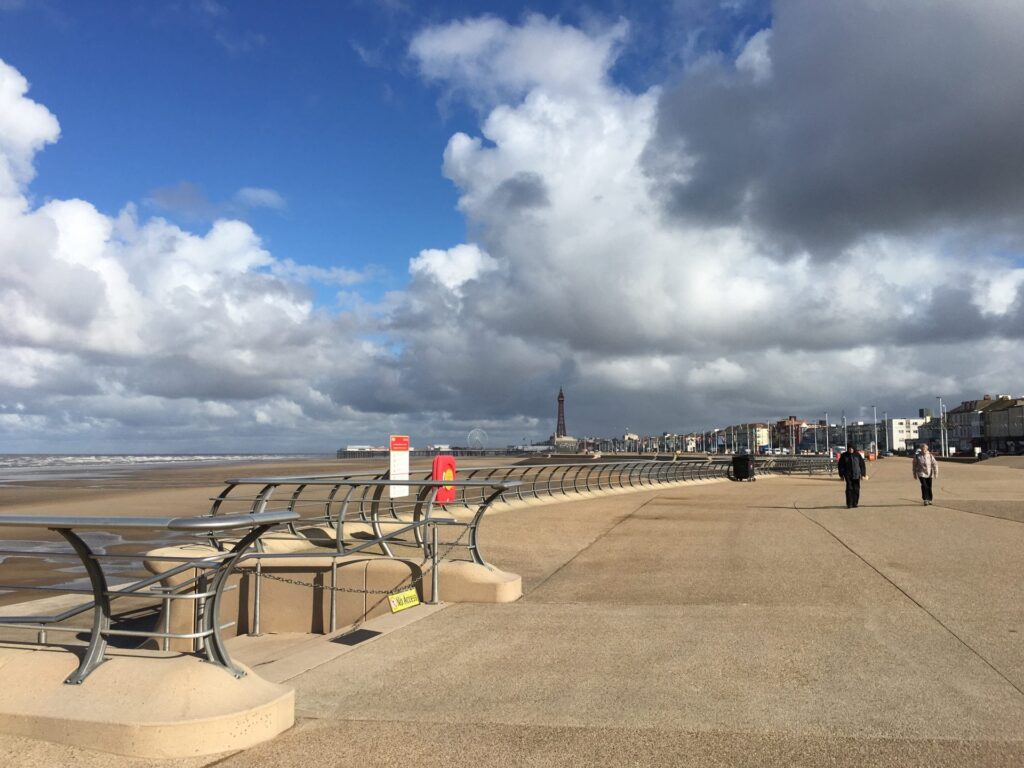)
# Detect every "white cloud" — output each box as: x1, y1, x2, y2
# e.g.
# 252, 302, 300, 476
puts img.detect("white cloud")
235, 186, 286, 209
0, 60, 60, 195
269, 258, 365, 287
736, 28, 772, 83
409, 243, 497, 295
410, 14, 628, 107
